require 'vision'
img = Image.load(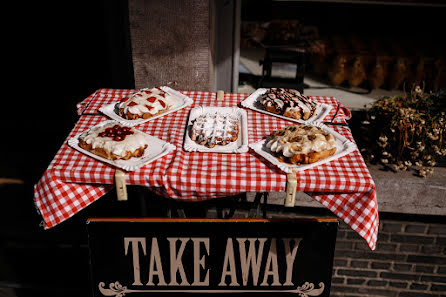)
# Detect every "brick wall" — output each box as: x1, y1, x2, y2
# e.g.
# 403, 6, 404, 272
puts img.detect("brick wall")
203, 199, 446, 297
332, 218, 446, 297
